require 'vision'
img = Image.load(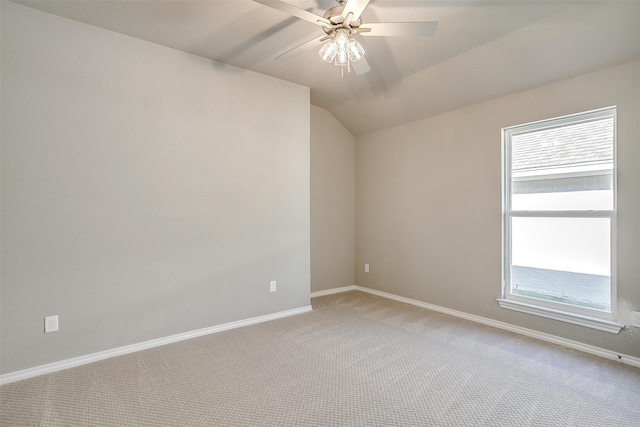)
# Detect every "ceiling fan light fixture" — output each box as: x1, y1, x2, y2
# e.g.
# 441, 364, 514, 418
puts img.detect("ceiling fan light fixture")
320, 28, 364, 73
